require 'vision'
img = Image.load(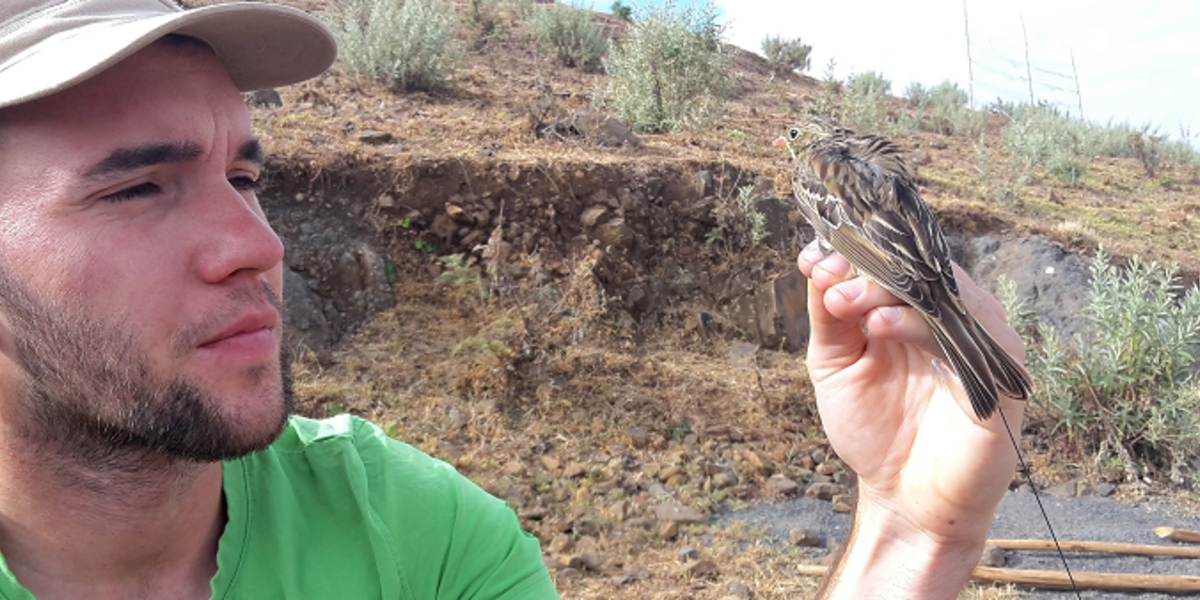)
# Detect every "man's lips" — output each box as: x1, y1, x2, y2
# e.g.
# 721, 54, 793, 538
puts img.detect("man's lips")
198, 309, 279, 360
